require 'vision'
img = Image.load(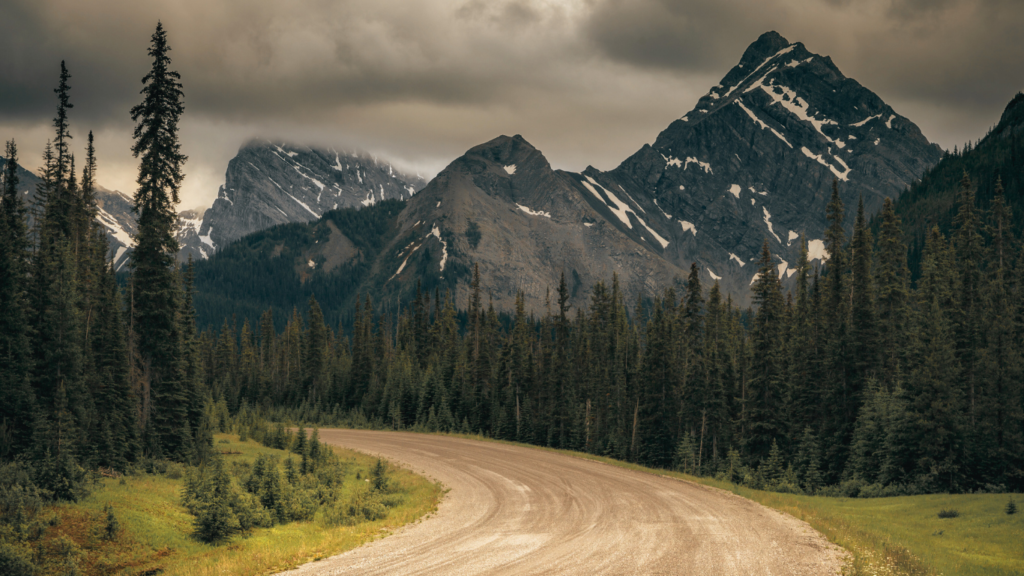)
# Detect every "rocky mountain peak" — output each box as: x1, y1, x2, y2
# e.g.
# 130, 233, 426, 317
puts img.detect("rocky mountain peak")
176, 139, 427, 260
731, 31, 791, 76
586, 30, 944, 300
